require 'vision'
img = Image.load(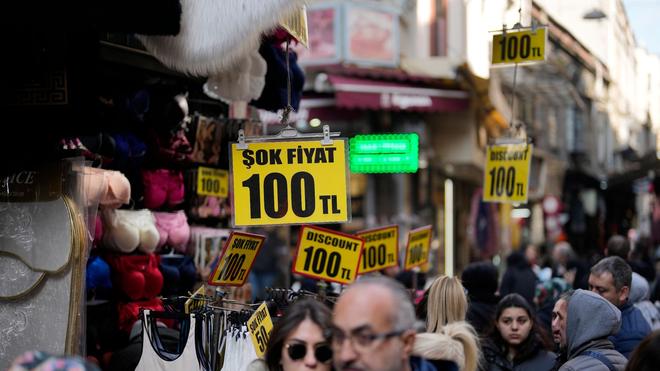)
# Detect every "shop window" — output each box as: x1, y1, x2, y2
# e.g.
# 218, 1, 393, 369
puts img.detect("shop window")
430, 0, 448, 57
